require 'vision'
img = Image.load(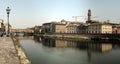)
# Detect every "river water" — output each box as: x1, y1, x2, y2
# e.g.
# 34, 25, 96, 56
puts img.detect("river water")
17, 36, 120, 64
